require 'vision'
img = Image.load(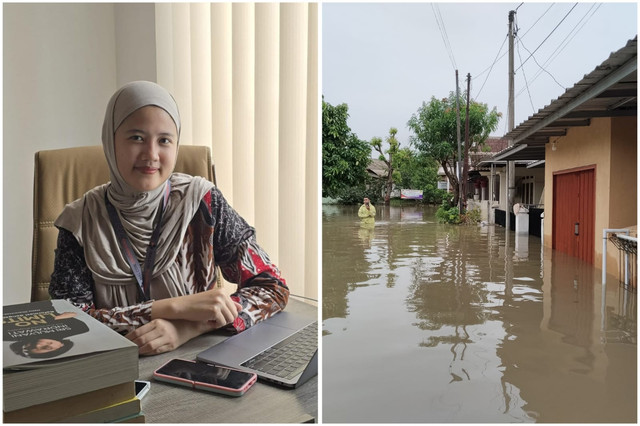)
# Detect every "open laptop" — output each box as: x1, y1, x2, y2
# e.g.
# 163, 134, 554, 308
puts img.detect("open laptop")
197, 308, 317, 388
